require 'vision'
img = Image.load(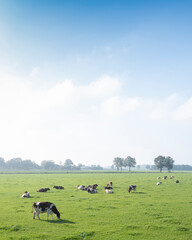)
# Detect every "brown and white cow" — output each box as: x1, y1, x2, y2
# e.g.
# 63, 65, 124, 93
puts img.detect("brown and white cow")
36, 188, 50, 192
128, 185, 136, 193
53, 186, 64, 189
32, 202, 60, 220
107, 181, 113, 187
